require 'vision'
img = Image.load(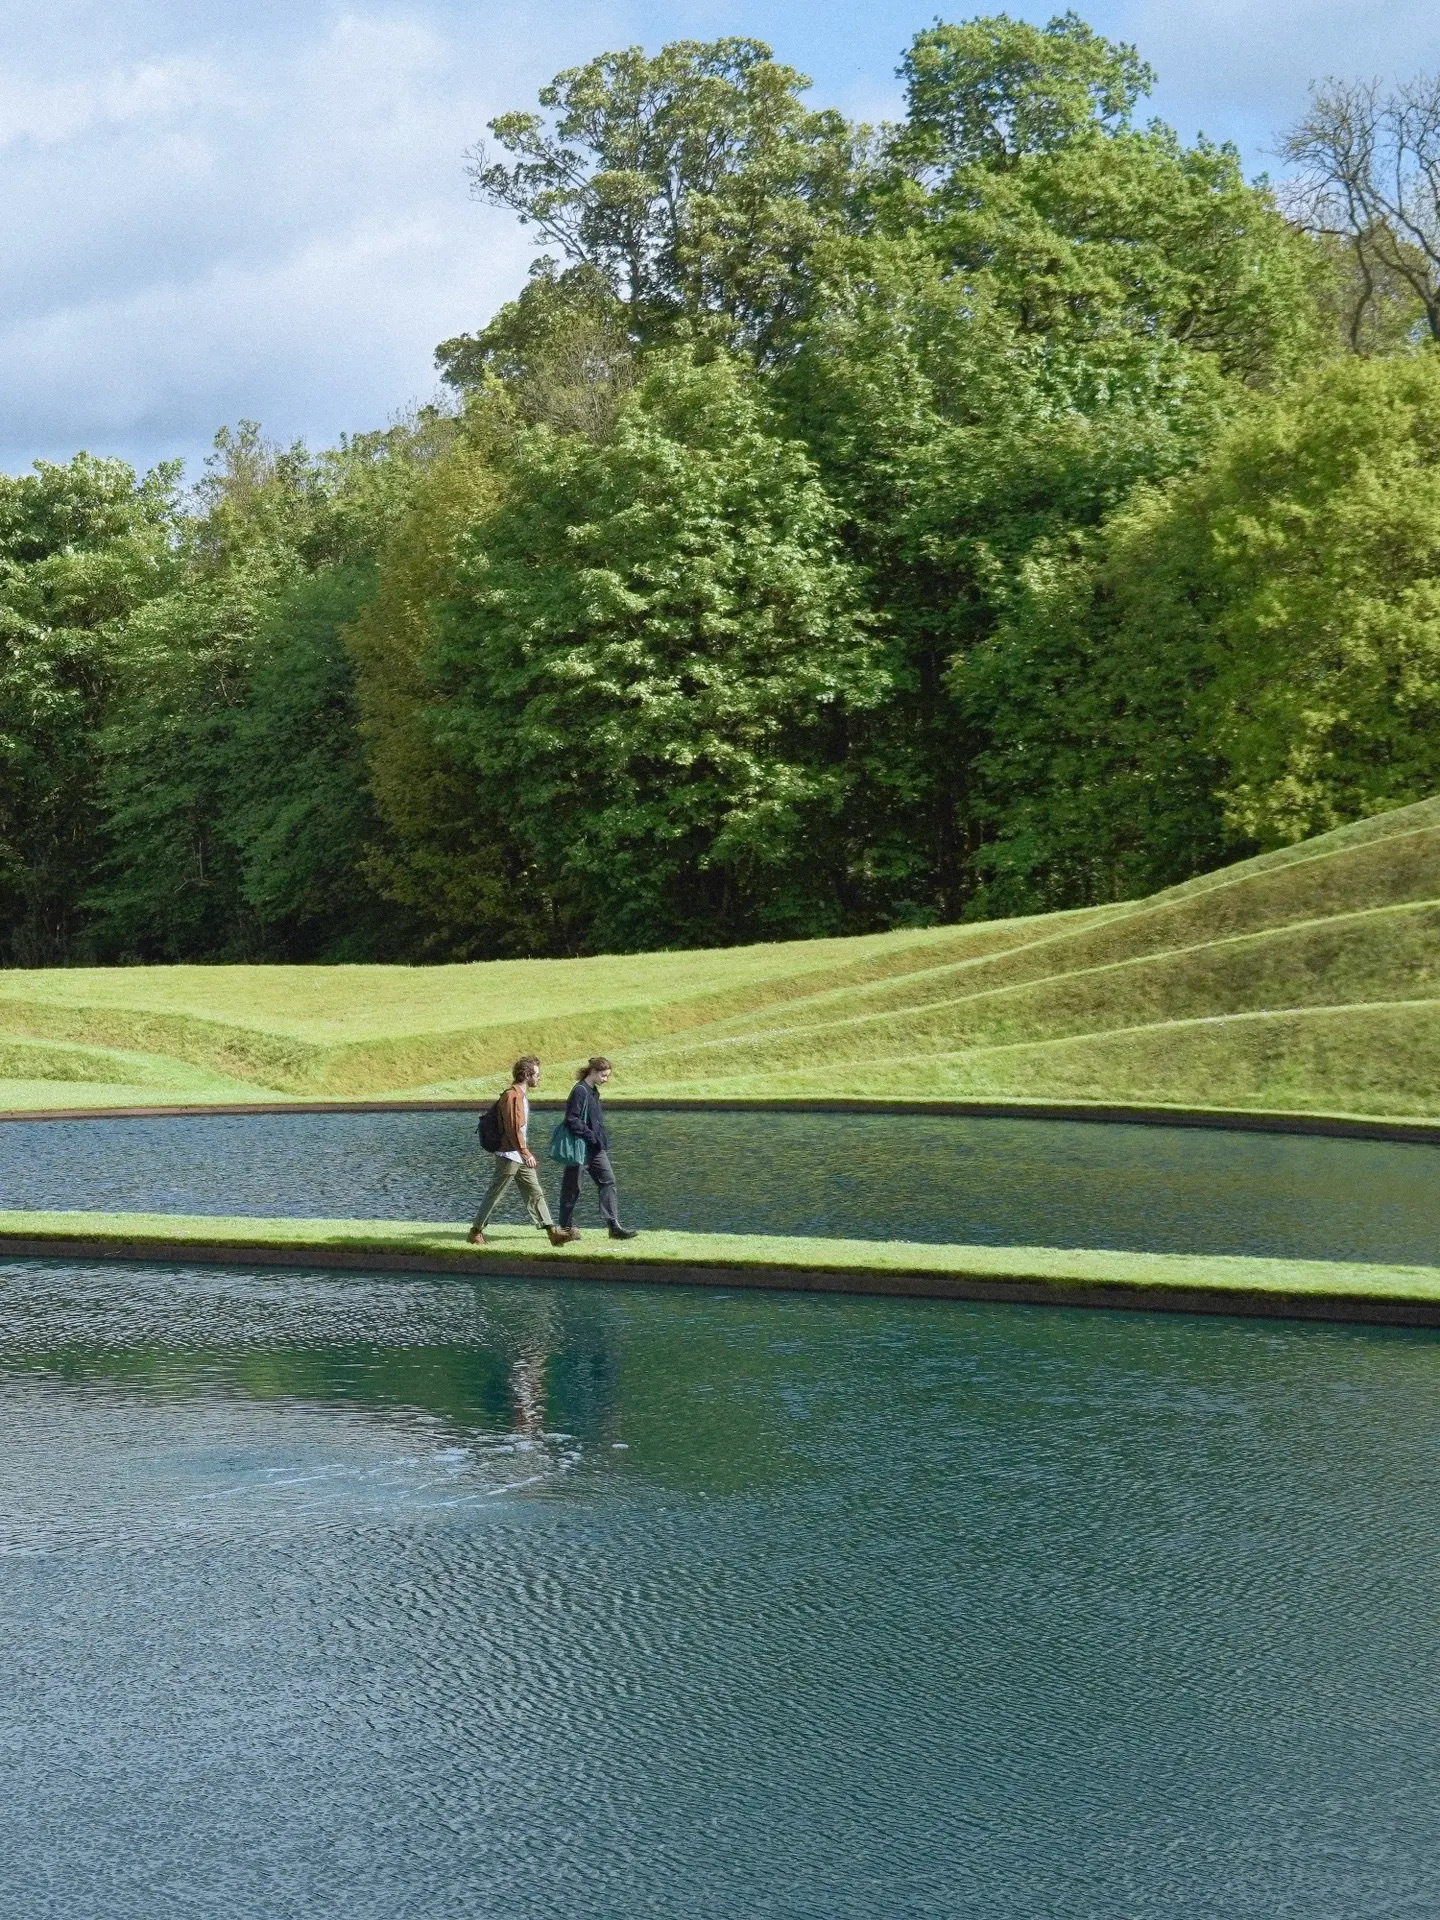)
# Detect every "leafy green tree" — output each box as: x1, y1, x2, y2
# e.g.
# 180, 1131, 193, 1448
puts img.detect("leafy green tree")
343, 435, 553, 960
94, 548, 296, 961
888, 15, 1324, 384
435, 261, 637, 439
963, 350, 1440, 907
776, 235, 1233, 918
0, 455, 180, 964
895, 10, 1153, 171
1193, 351, 1440, 843
757, 15, 1327, 921
224, 566, 397, 959
957, 506, 1239, 914
93, 418, 446, 960
428, 350, 883, 950
468, 37, 859, 357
